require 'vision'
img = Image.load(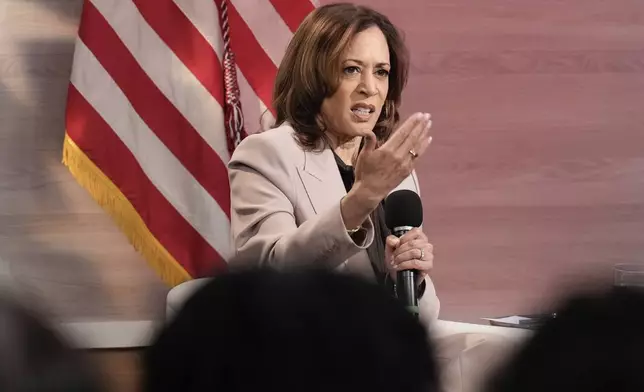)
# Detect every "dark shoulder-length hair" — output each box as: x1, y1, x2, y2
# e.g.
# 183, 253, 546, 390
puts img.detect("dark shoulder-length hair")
271, 3, 410, 151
